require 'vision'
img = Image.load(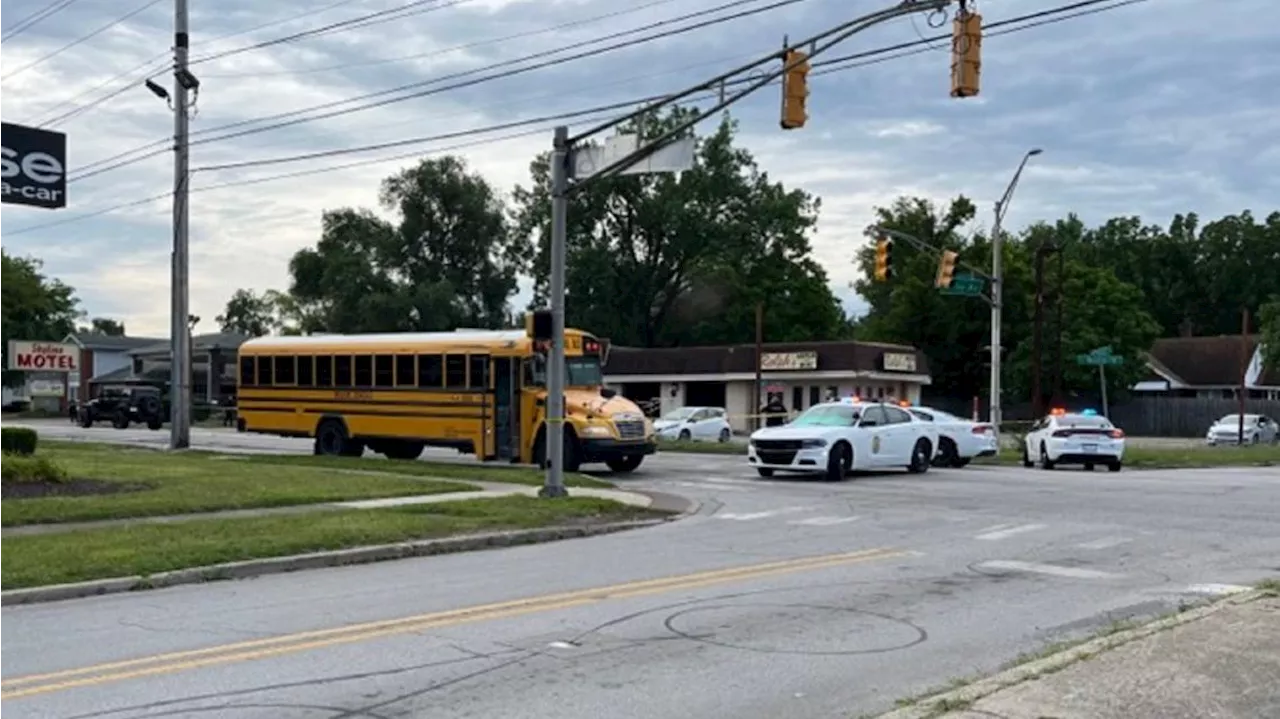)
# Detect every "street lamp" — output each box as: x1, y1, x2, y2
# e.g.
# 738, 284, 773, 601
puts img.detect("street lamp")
989, 147, 1042, 437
